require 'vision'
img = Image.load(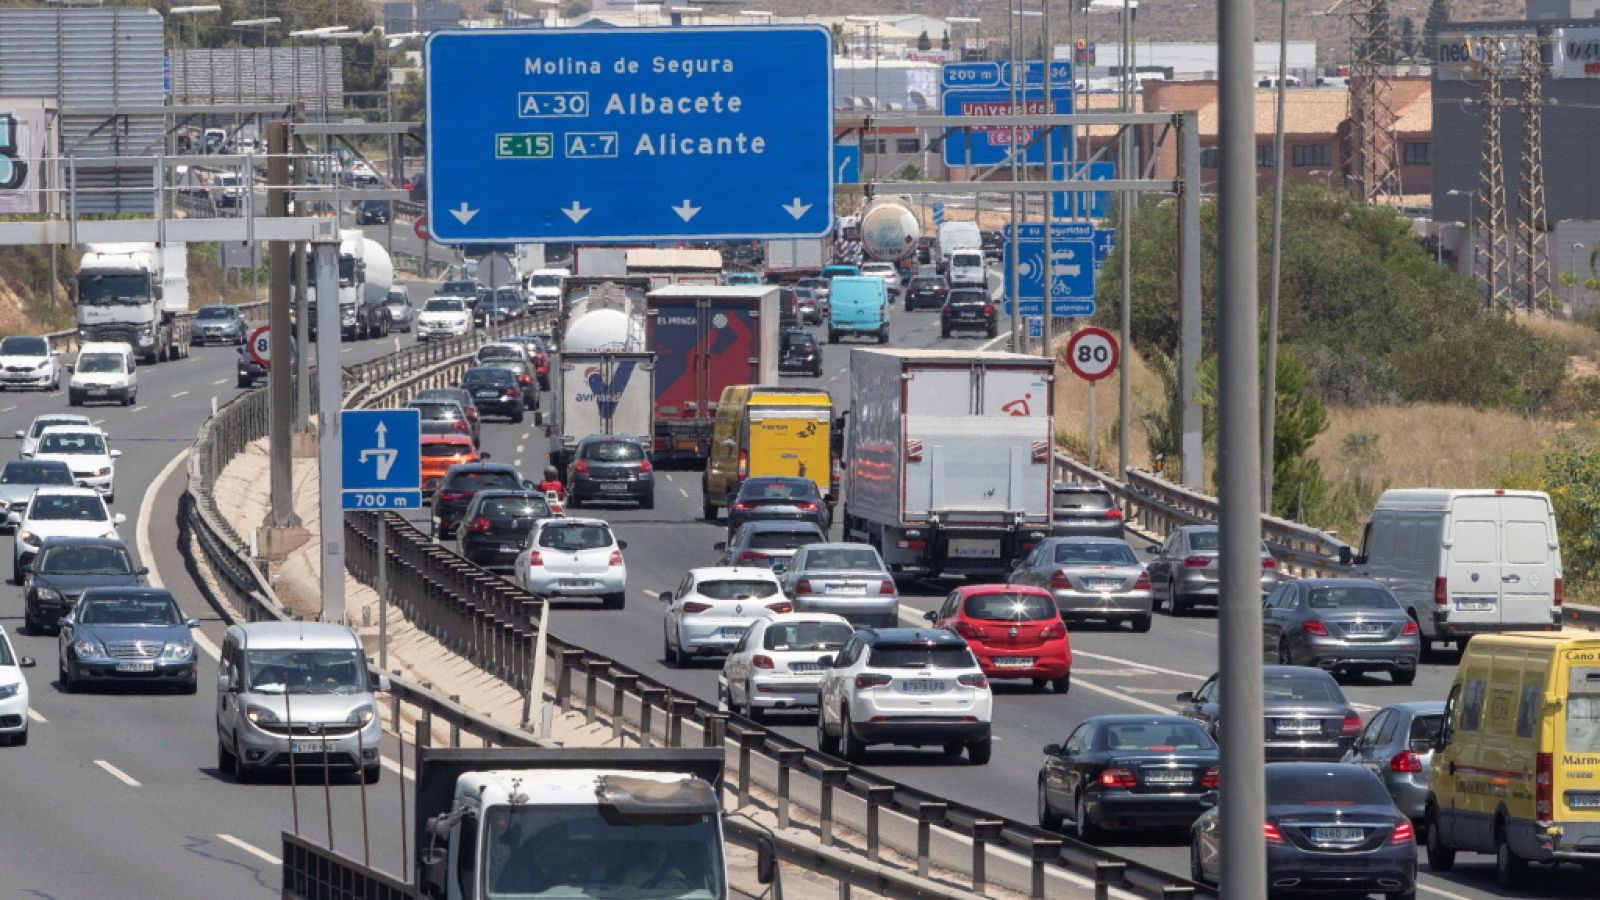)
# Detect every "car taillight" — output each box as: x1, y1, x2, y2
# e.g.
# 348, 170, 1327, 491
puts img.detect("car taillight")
467, 516, 491, 534
682, 601, 712, 614
982, 303, 995, 316
1401, 619, 1419, 636
953, 621, 989, 640
1264, 821, 1286, 844
751, 654, 775, 670
1134, 571, 1152, 590
737, 450, 748, 479
1341, 713, 1364, 736
438, 490, 467, 502
1105, 507, 1124, 520
957, 673, 988, 689
1262, 557, 1278, 570
1201, 766, 1220, 788
794, 501, 818, 511
1099, 768, 1137, 788
638, 459, 653, 474
573, 459, 589, 475
525, 550, 544, 567
766, 601, 793, 614
732, 502, 754, 511
452, 420, 469, 433
1390, 819, 1415, 845
1183, 556, 1210, 568
518, 374, 533, 385
1555, 577, 1564, 608
608, 550, 623, 567
1434, 576, 1448, 606
738, 551, 768, 563
878, 579, 896, 595
794, 578, 813, 594
504, 388, 519, 398
1049, 570, 1071, 590
1389, 751, 1424, 773
1537, 752, 1553, 818
1302, 619, 1329, 636
1038, 622, 1066, 641
855, 673, 892, 689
